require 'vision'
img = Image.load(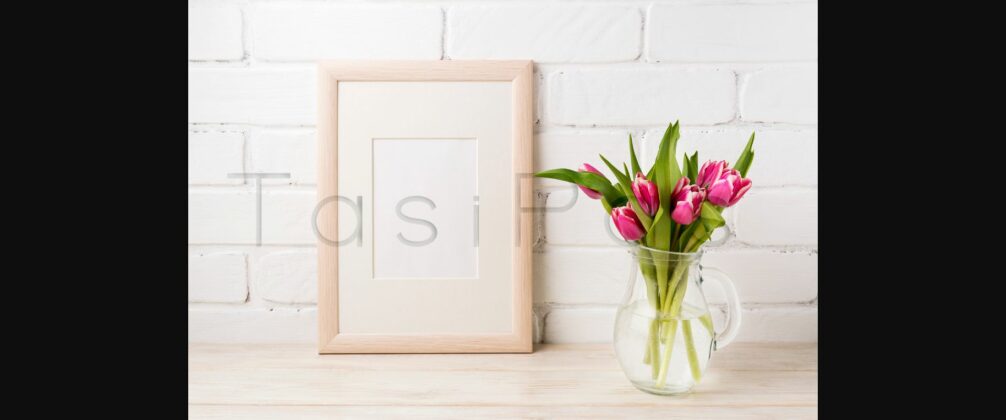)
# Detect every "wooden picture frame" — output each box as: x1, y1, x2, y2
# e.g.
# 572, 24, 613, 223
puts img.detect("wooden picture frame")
316, 60, 534, 353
